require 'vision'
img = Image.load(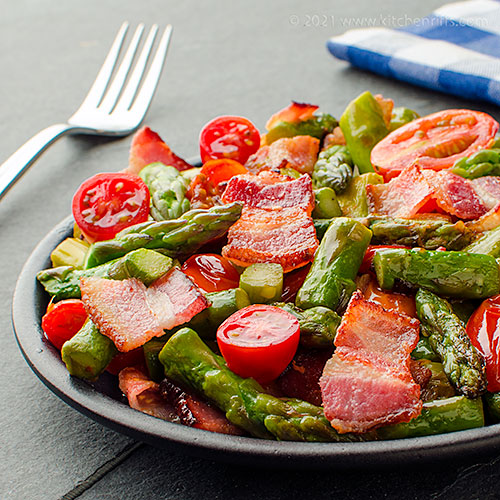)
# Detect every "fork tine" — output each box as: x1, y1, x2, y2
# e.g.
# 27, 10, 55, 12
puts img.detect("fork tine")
124, 25, 173, 119
78, 22, 129, 110
99, 23, 145, 114
114, 25, 159, 112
